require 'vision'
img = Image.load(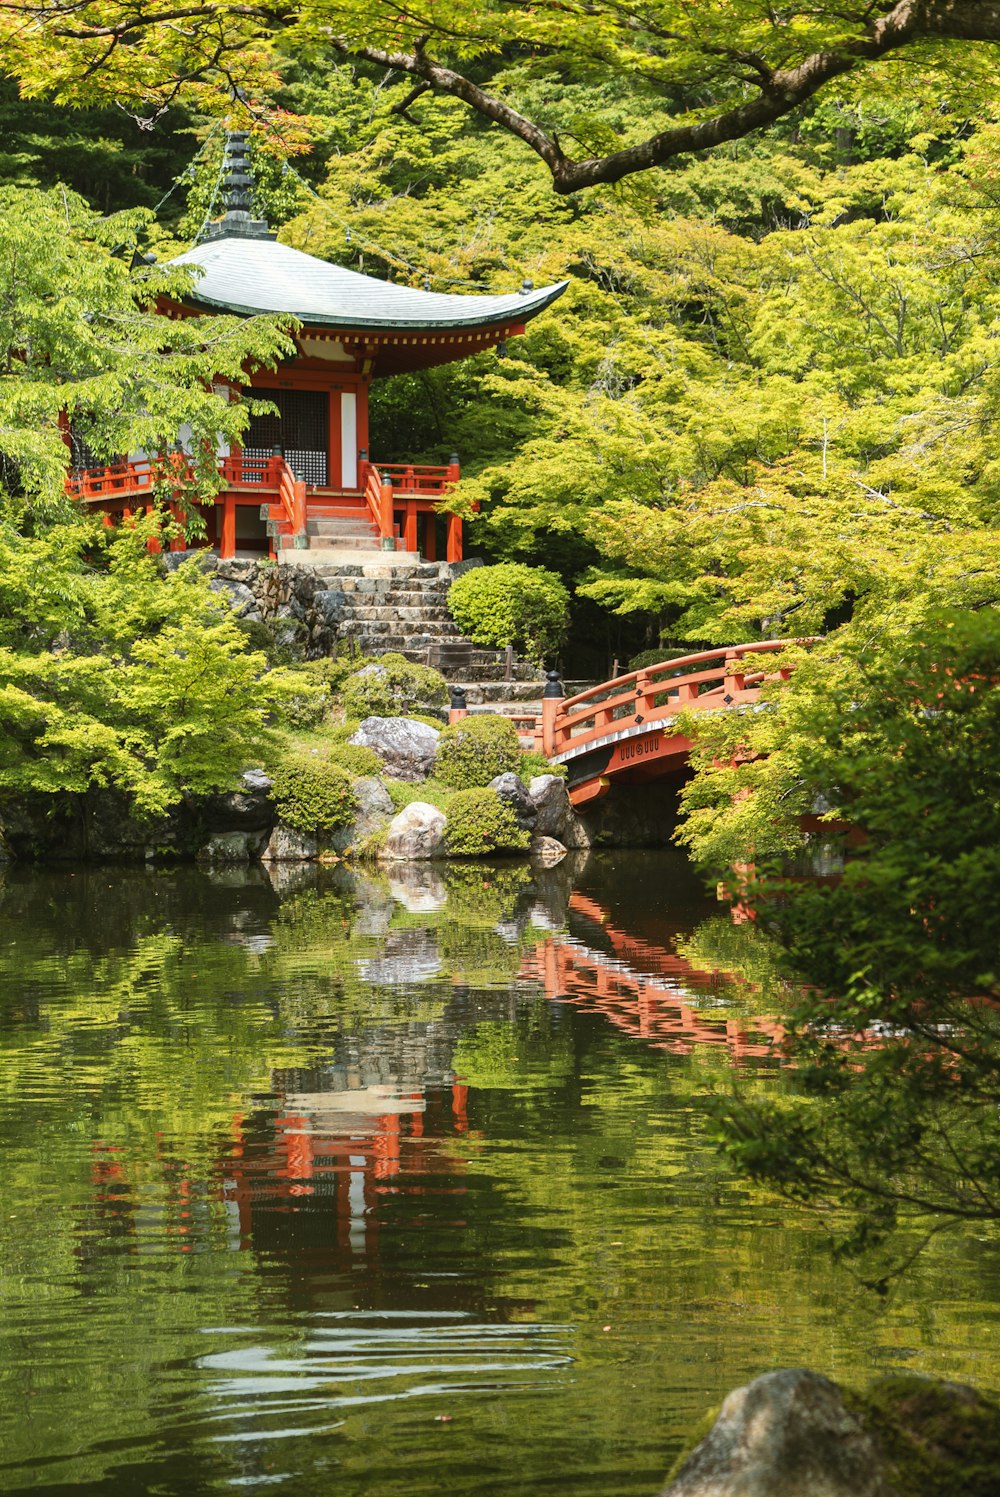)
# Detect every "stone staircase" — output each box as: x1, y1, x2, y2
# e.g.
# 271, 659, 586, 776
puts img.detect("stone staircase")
300, 557, 543, 682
